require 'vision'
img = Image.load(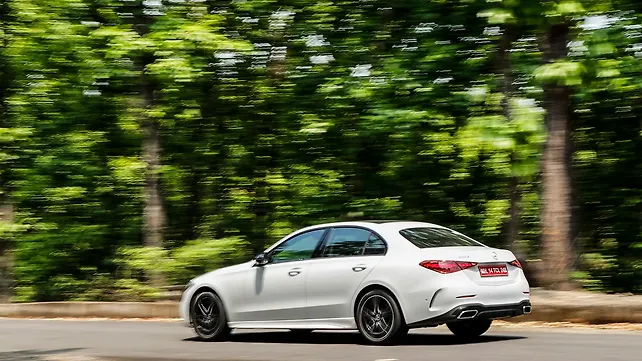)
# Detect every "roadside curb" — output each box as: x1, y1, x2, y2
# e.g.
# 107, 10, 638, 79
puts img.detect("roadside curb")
510, 304, 642, 324
512, 290, 642, 324
2, 289, 641, 324
0, 301, 178, 319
